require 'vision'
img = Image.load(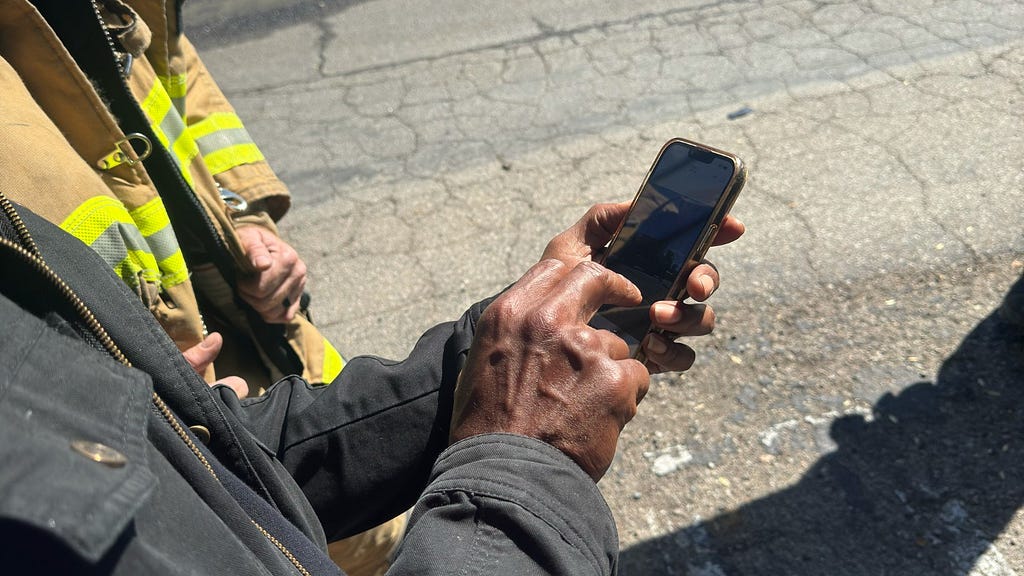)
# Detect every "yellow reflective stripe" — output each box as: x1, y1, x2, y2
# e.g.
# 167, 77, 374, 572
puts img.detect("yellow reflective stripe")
60, 196, 128, 245
203, 143, 265, 176
321, 338, 345, 383
59, 196, 190, 290
59, 196, 161, 287
140, 81, 199, 188
128, 195, 170, 236
188, 112, 245, 139
170, 129, 201, 188
144, 226, 181, 264
115, 248, 162, 285
157, 250, 190, 288
127, 197, 190, 289
141, 81, 172, 148
188, 112, 266, 175
158, 73, 187, 117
